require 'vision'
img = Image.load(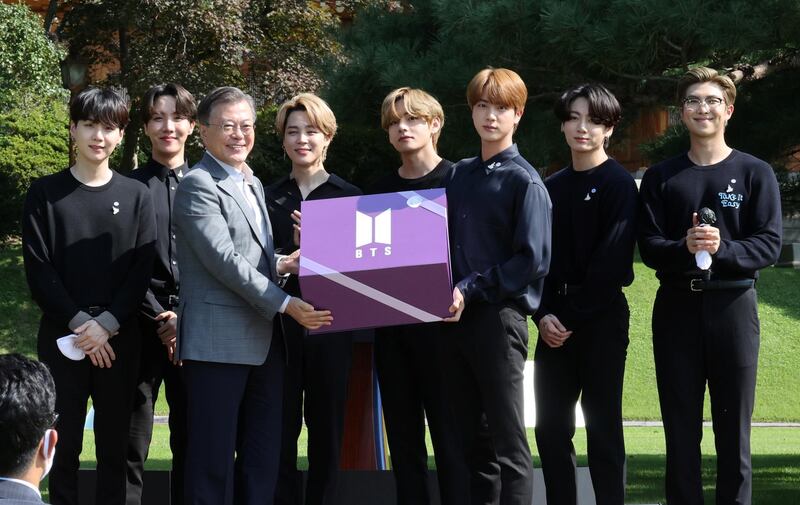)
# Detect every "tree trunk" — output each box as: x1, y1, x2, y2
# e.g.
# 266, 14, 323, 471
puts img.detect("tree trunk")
117, 19, 138, 173
119, 120, 140, 174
